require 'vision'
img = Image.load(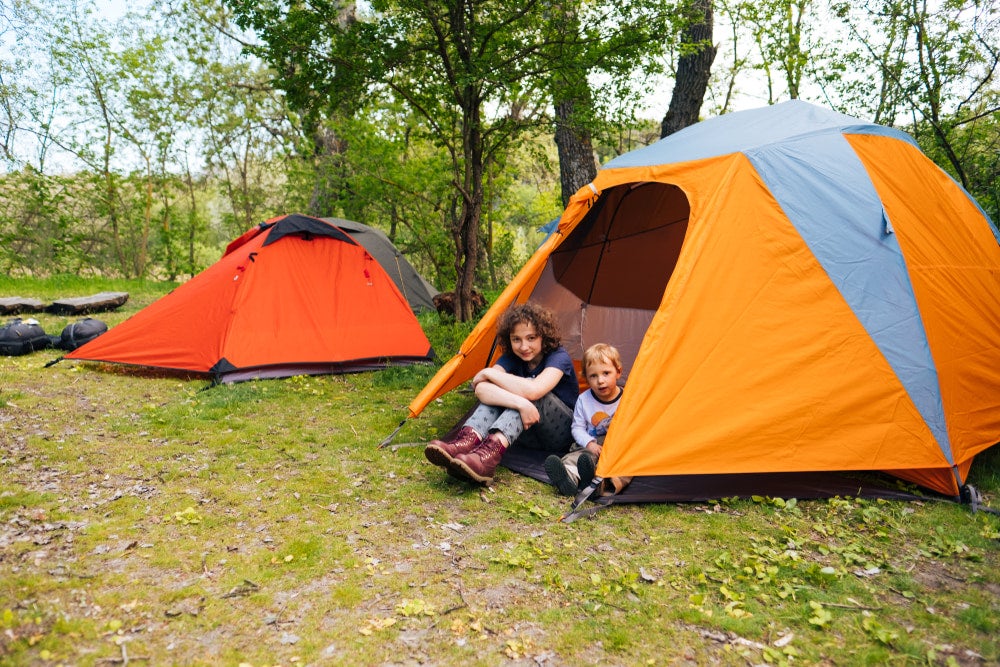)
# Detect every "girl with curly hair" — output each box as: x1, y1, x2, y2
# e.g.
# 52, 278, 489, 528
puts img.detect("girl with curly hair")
424, 302, 578, 485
